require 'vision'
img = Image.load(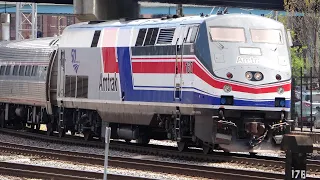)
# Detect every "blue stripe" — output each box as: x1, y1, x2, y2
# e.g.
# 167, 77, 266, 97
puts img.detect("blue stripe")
117, 47, 290, 108
134, 85, 290, 101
